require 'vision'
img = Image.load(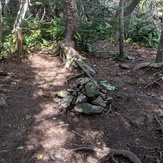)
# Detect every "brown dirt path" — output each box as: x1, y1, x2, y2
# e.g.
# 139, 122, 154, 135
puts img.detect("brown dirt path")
0, 45, 163, 163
